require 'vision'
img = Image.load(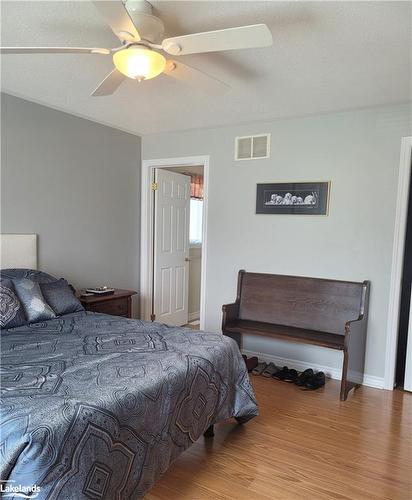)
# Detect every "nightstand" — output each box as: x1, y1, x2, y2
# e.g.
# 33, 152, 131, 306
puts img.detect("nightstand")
78, 289, 137, 318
